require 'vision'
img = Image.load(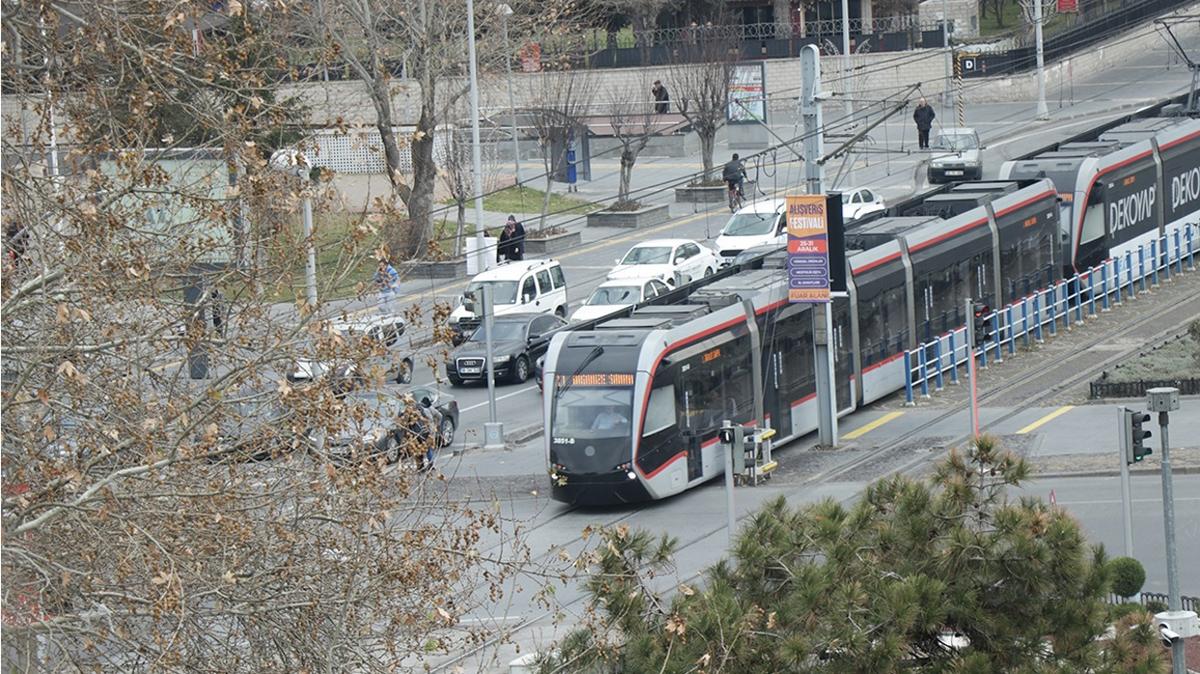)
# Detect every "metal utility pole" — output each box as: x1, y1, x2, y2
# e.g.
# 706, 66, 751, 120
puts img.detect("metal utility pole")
801, 44, 839, 447
942, 0, 953, 122
1146, 387, 1196, 674
466, 0, 490, 277
719, 422, 742, 547
1117, 407, 1135, 556
497, 3, 521, 183
482, 285, 504, 449
1033, 0, 1049, 119
840, 0, 855, 184
965, 298, 978, 437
